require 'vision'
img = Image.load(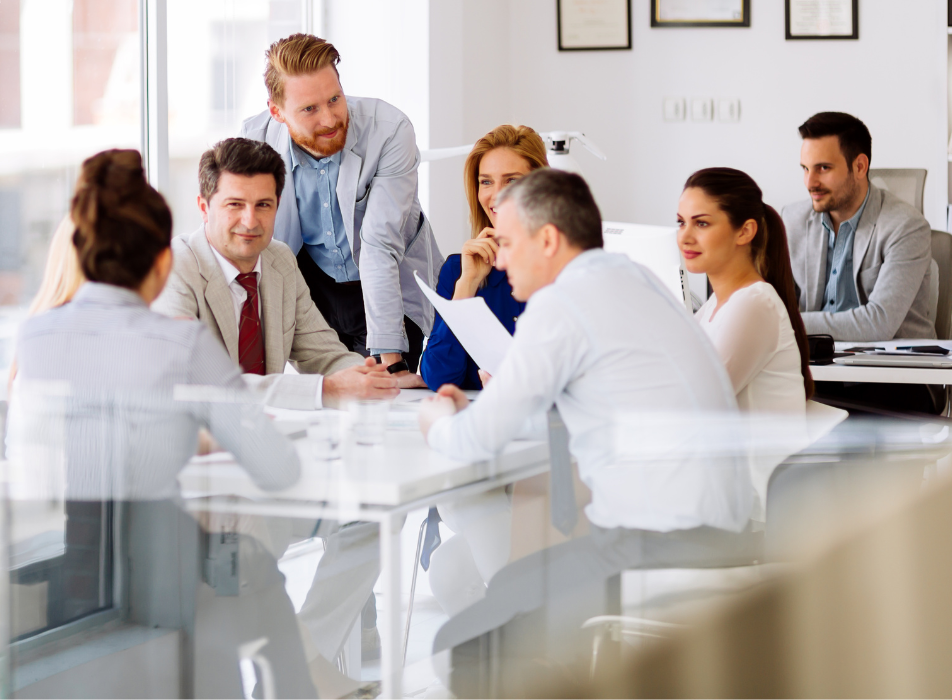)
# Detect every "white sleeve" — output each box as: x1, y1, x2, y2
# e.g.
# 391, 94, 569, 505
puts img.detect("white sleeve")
707, 289, 781, 395
427, 295, 583, 462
